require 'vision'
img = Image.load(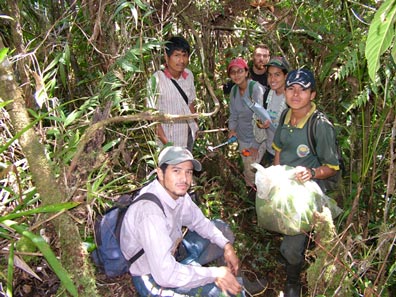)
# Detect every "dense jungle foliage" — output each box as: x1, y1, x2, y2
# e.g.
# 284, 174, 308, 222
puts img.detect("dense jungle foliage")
0, 0, 395, 296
